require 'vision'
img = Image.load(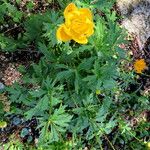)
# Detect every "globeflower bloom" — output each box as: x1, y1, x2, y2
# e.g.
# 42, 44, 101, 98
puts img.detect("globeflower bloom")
133, 59, 147, 73
56, 3, 94, 44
